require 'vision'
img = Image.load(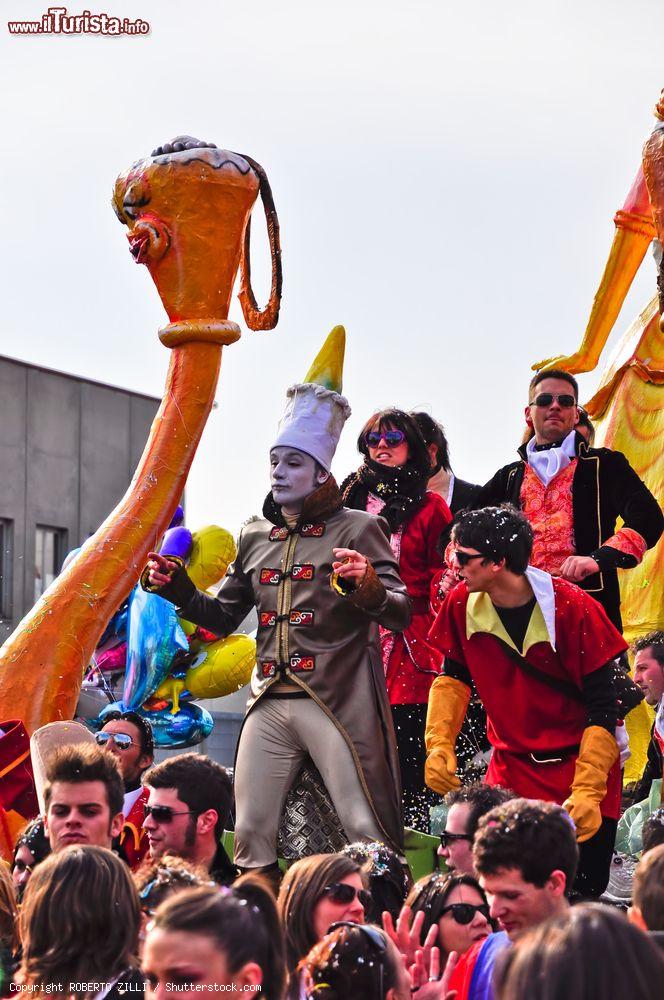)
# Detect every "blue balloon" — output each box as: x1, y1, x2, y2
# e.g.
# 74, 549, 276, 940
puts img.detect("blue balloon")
122, 586, 188, 710
98, 603, 128, 648
95, 700, 213, 749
